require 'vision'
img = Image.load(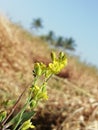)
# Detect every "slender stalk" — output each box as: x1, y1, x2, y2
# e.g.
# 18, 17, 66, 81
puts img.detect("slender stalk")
12, 83, 34, 130
45, 74, 53, 82
13, 103, 28, 130
2, 88, 27, 126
